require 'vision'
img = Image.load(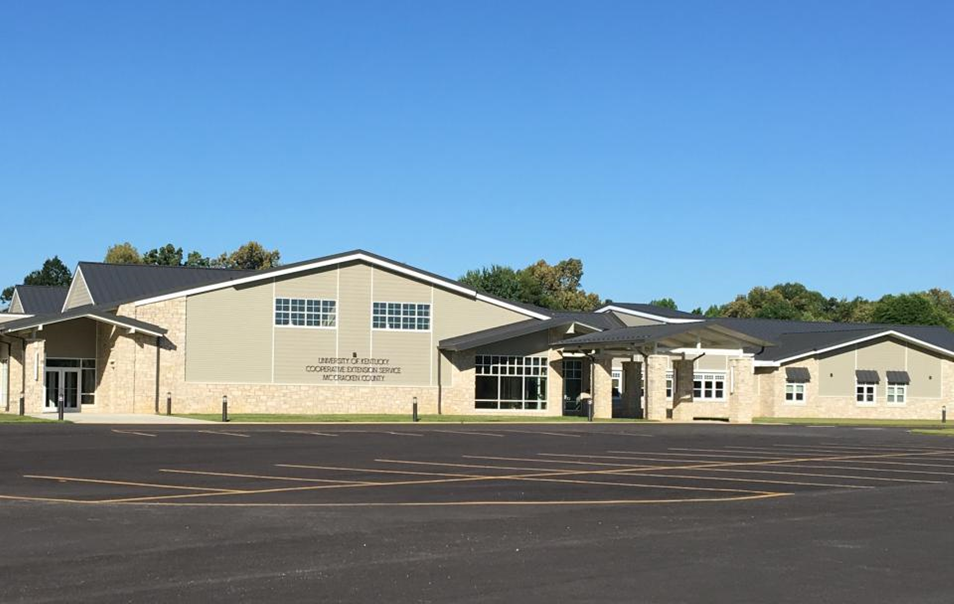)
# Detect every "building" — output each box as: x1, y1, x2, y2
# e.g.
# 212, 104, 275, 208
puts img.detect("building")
1, 249, 952, 421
